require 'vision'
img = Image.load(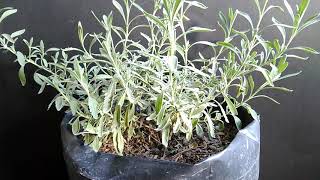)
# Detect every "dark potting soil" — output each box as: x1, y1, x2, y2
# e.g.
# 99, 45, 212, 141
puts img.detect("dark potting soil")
101, 118, 238, 165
